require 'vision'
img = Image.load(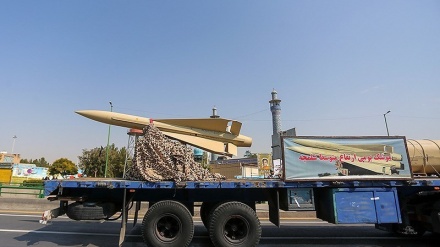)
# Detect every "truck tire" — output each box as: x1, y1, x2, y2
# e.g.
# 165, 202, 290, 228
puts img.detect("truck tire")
66, 202, 116, 221
200, 202, 216, 229
431, 200, 440, 234
141, 200, 194, 247
209, 201, 261, 247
